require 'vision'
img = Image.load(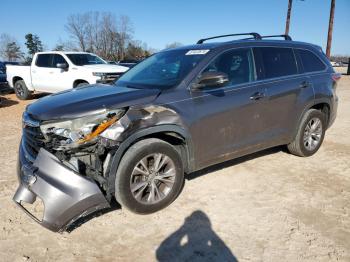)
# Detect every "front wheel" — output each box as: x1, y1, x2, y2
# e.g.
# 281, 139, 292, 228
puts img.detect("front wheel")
14, 80, 32, 100
287, 109, 326, 157
115, 138, 184, 214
